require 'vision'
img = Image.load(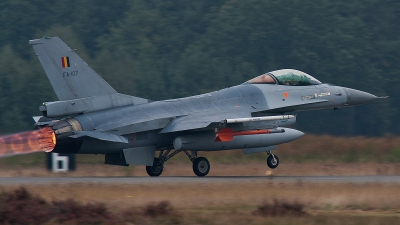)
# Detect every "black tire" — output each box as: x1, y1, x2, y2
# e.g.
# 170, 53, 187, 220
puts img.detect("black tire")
146, 158, 164, 177
266, 154, 279, 169
193, 157, 210, 177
